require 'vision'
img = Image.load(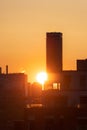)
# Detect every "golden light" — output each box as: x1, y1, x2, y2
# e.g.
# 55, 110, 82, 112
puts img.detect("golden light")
36, 72, 48, 90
